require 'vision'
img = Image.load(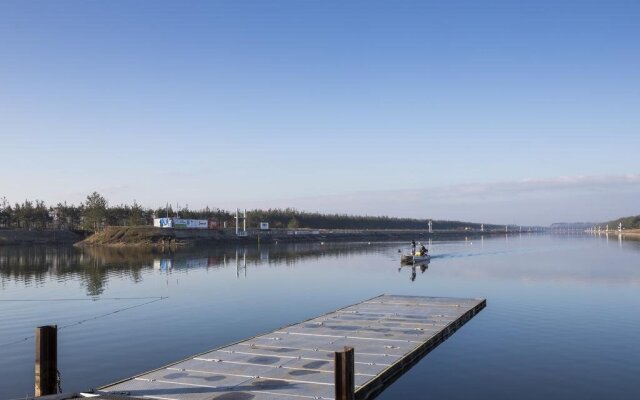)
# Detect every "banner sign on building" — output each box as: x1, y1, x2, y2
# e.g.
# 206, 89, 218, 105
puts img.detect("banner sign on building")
173, 219, 208, 229
154, 218, 215, 229
153, 218, 173, 228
